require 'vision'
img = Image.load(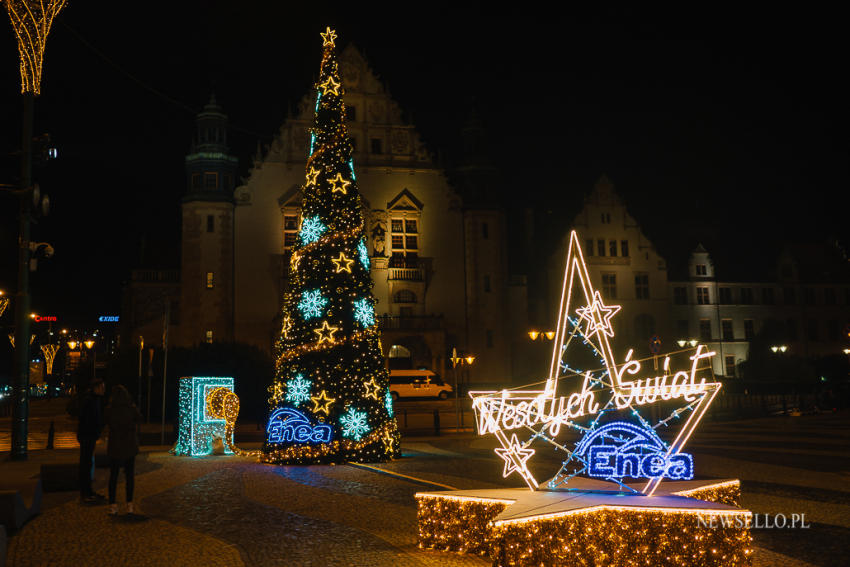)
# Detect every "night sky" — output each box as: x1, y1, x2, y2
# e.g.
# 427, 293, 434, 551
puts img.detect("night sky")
0, 5, 846, 328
